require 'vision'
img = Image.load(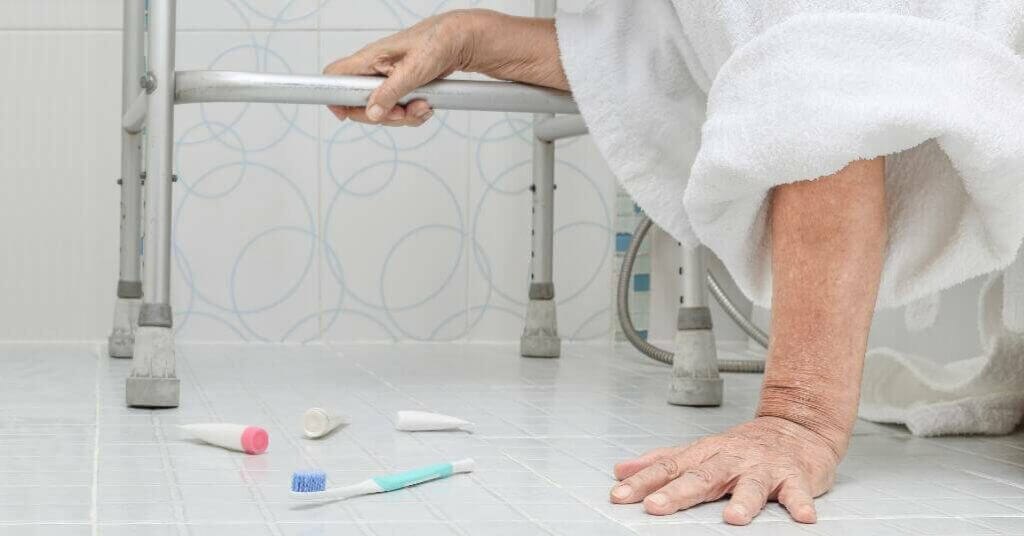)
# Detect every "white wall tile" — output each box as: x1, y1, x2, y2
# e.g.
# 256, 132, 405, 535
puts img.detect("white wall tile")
318, 30, 473, 342
1, 0, 987, 357
171, 31, 321, 342
0, 31, 121, 340
178, 0, 321, 30
317, 0, 534, 30
0, 0, 121, 29
465, 111, 615, 342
